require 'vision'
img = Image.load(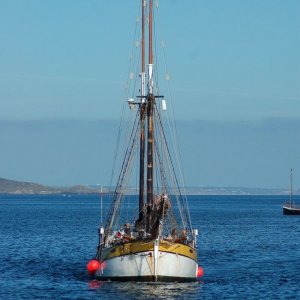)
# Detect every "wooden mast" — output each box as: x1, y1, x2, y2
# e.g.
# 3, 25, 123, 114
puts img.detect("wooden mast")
146, 0, 154, 227
139, 0, 146, 222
